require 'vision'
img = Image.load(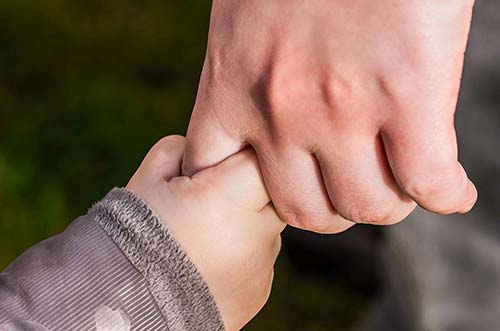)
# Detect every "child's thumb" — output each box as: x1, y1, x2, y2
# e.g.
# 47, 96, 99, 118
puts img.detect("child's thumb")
129, 136, 186, 188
